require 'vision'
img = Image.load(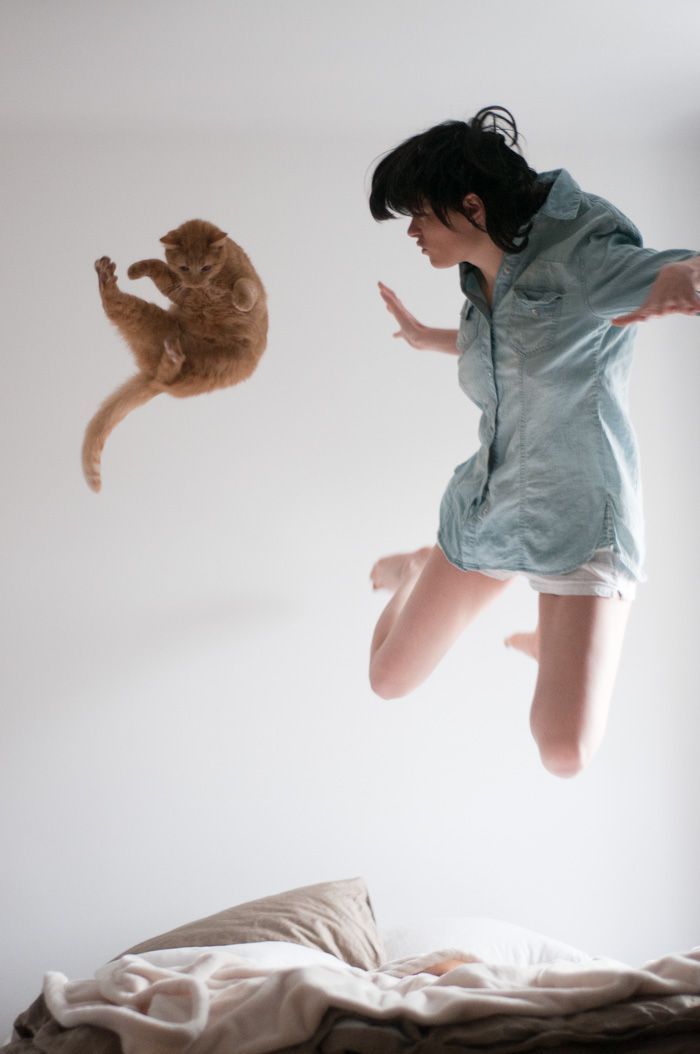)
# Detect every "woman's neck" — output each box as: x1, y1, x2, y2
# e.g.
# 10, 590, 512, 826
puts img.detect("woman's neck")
474, 244, 505, 307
